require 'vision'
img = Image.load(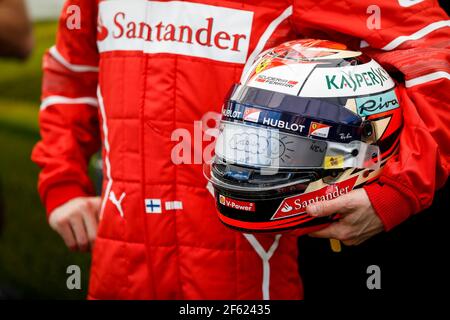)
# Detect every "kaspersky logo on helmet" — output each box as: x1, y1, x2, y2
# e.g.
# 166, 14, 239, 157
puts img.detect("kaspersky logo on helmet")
325, 66, 389, 92
299, 60, 395, 97
97, 0, 253, 64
